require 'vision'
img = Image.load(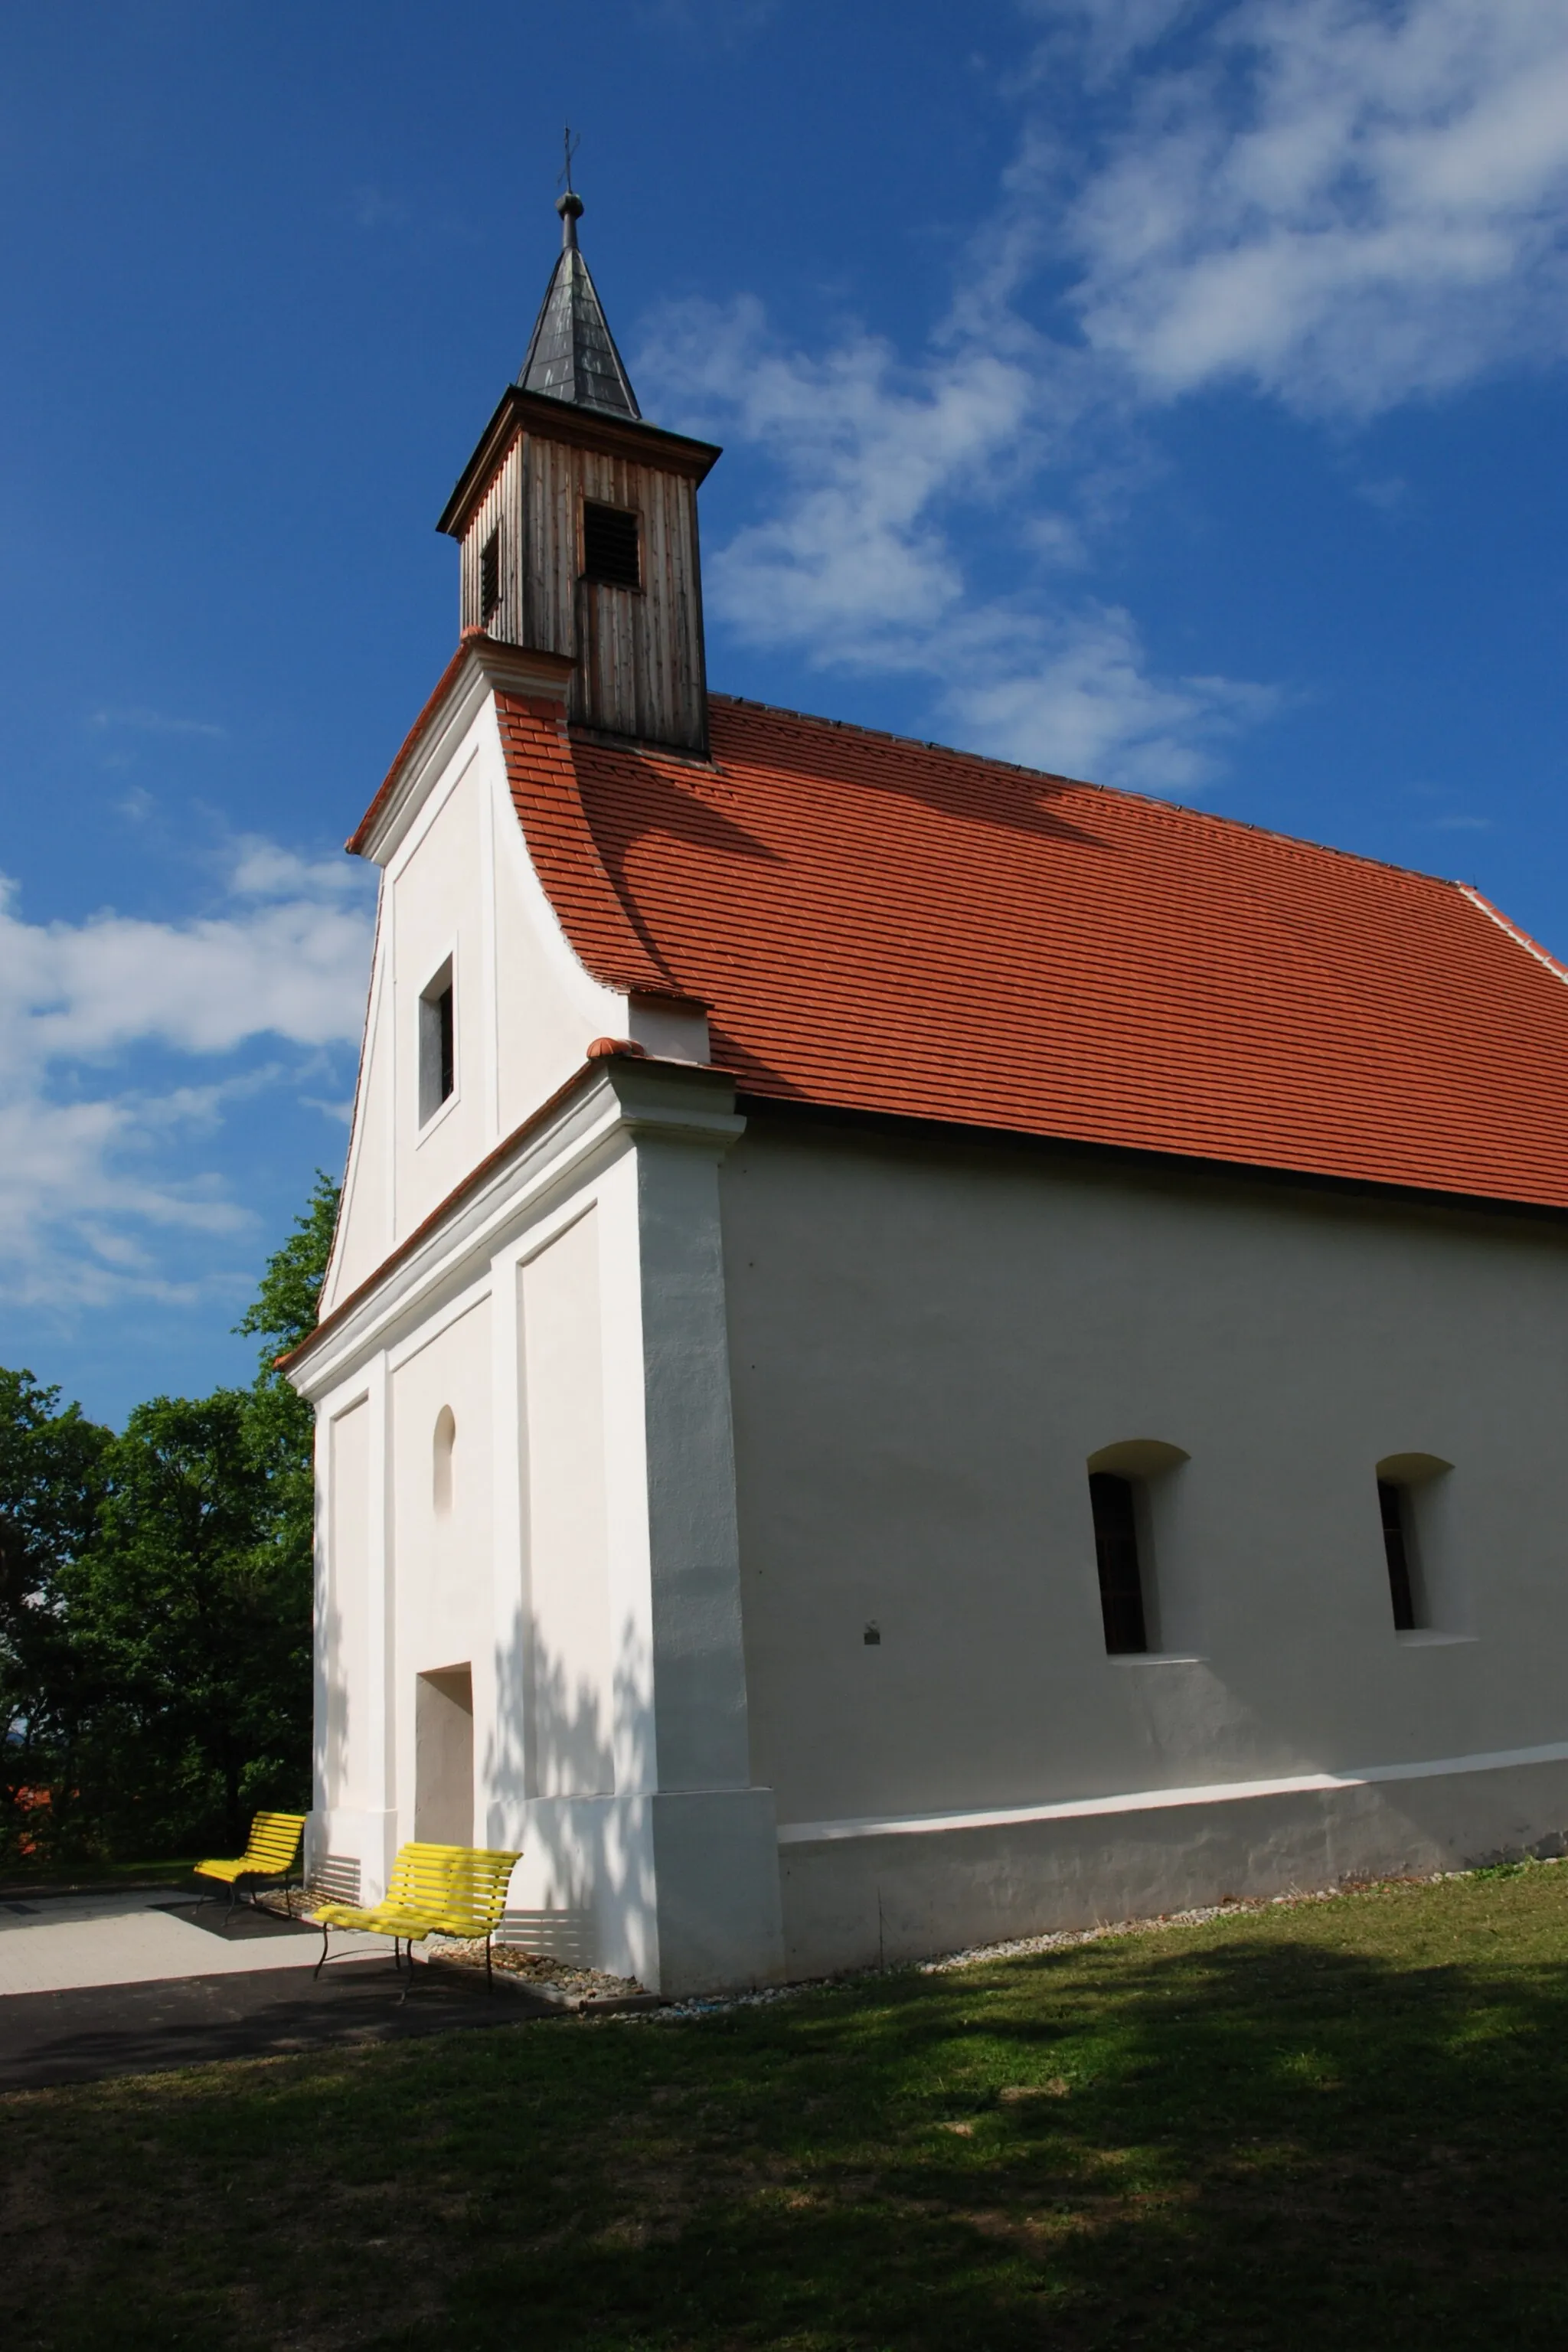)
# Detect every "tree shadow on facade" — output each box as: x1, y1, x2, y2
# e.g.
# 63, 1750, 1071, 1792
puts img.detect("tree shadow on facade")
310, 1583, 353, 1891
485, 1603, 655, 1975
